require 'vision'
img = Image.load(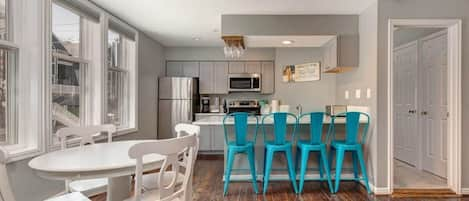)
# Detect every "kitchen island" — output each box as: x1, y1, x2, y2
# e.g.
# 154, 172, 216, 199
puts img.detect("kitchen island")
192, 114, 369, 182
